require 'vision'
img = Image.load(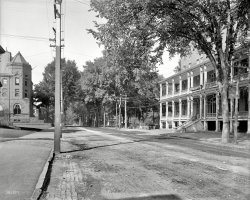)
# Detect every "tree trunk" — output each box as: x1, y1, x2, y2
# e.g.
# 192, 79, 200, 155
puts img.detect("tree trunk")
221, 83, 230, 143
